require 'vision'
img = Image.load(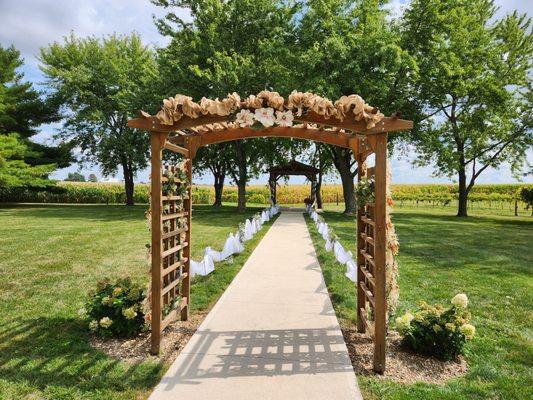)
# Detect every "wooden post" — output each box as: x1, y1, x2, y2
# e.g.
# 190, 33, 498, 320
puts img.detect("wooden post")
373, 132, 388, 373
355, 136, 367, 333
181, 158, 192, 320
150, 132, 165, 355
